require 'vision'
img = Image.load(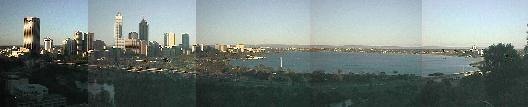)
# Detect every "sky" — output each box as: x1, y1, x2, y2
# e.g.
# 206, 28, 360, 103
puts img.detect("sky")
197, 0, 421, 46
197, 0, 311, 45
423, 0, 528, 48
2, 0, 528, 48
0, 0, 88, 46
311, 0, 421, 46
